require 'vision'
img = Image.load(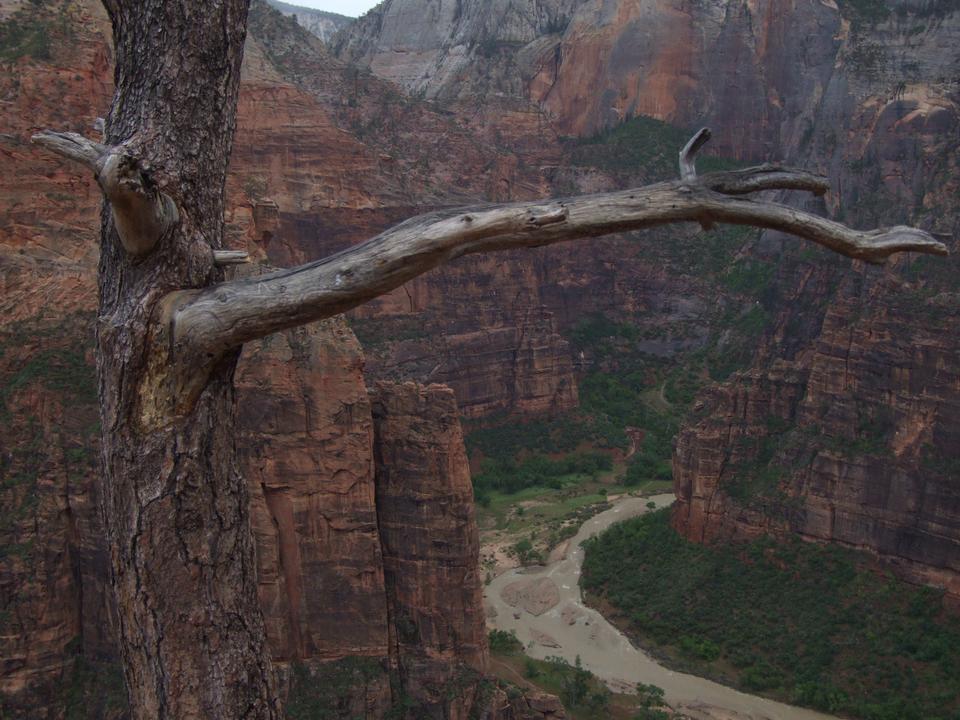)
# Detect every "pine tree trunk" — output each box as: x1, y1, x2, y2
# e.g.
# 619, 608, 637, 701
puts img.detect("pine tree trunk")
94, 1, 278, 716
